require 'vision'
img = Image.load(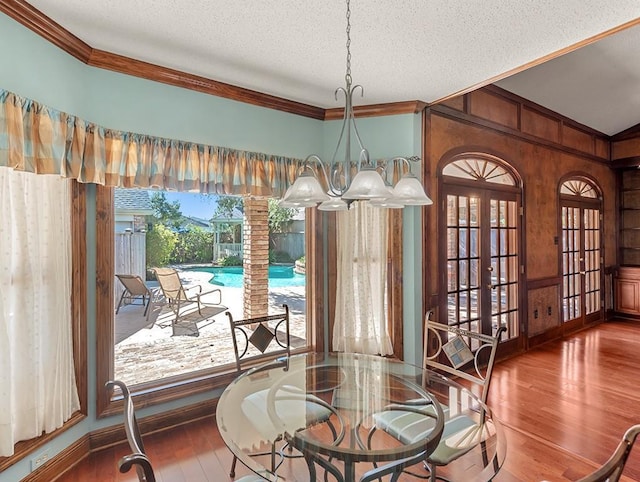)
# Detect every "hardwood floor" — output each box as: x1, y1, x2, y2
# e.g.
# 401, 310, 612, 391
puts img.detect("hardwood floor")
54, 321, 640, 482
